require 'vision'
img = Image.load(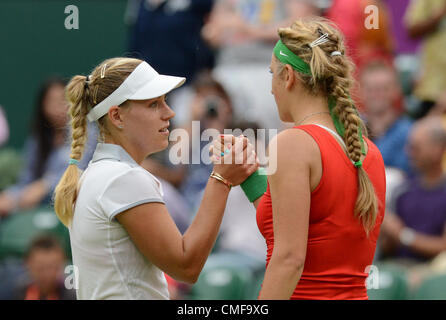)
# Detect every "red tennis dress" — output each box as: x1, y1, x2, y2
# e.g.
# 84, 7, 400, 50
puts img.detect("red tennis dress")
256, 124, 386, 300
